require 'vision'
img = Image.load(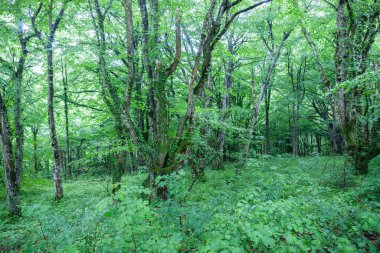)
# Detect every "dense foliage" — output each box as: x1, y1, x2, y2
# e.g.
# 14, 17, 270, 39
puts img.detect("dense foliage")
1, 157, 380, 252
0, 0, 379, 251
